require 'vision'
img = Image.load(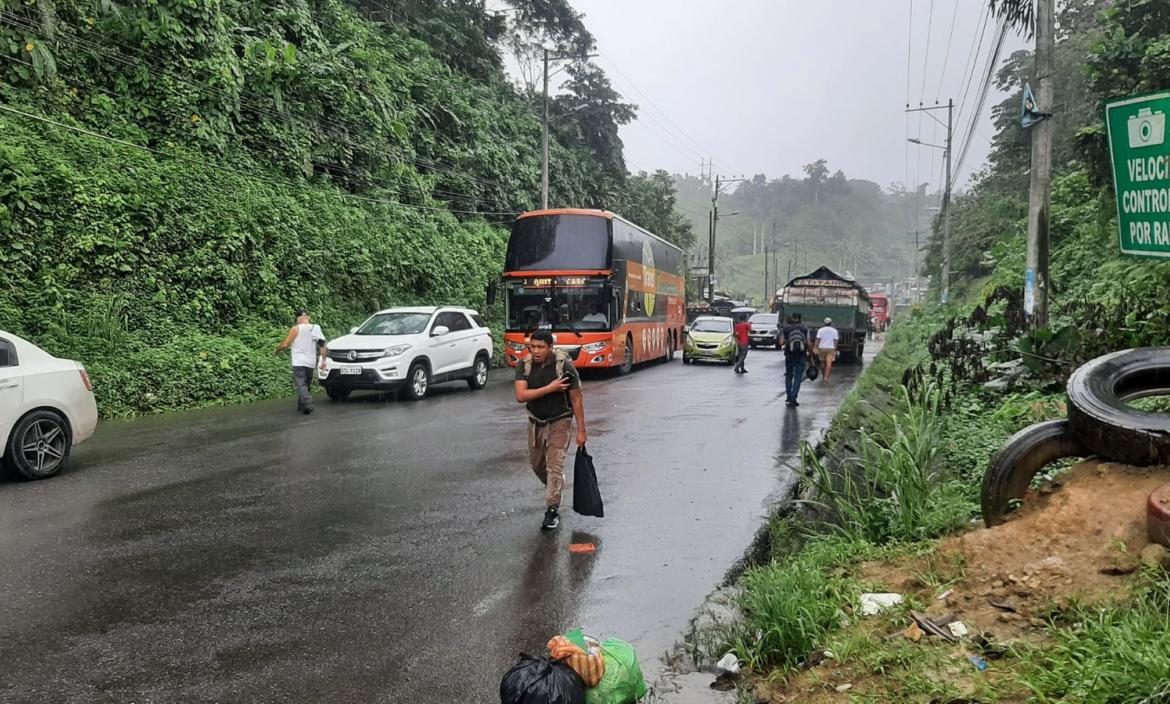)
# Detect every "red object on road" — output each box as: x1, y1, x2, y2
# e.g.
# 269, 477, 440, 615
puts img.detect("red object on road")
734, 320, 750, 346
569, 543, 596, 554
1148, 482, 1170, 547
